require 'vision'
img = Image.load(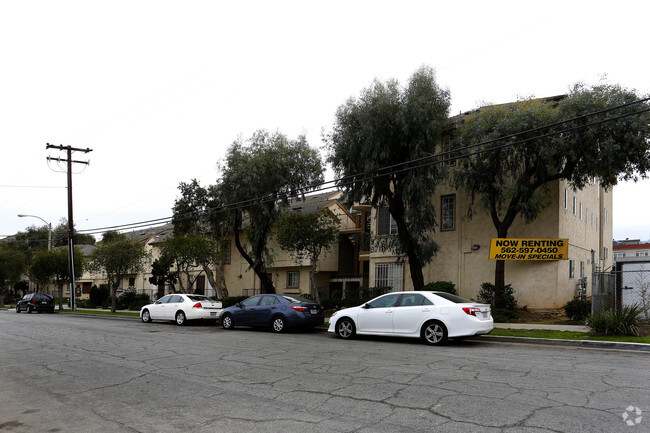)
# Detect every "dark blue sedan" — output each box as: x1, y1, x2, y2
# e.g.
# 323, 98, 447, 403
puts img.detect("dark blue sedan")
219, 294, 324, 332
